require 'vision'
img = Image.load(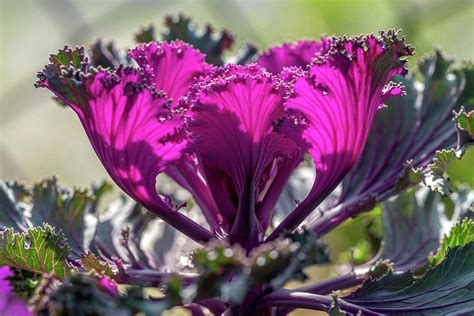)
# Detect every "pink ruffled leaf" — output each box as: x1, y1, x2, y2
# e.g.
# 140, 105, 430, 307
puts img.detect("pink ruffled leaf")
257, 39, 331, 74
41, 66, 182, 210
270, 30, 414, 238
185, 64, 303, 249
129, 41, 222, 228
129, 40, 211, 105
36, 48, 212, 242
